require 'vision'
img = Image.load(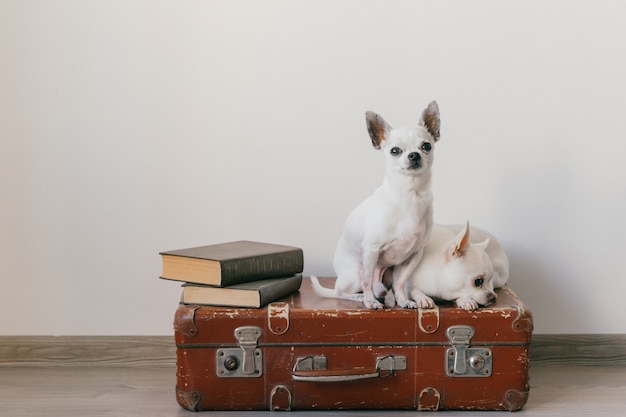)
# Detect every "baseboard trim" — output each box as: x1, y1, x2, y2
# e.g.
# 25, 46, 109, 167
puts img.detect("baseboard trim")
530, 334, 626, 366
0, 334, 624, 367
0, 336, 176, 367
